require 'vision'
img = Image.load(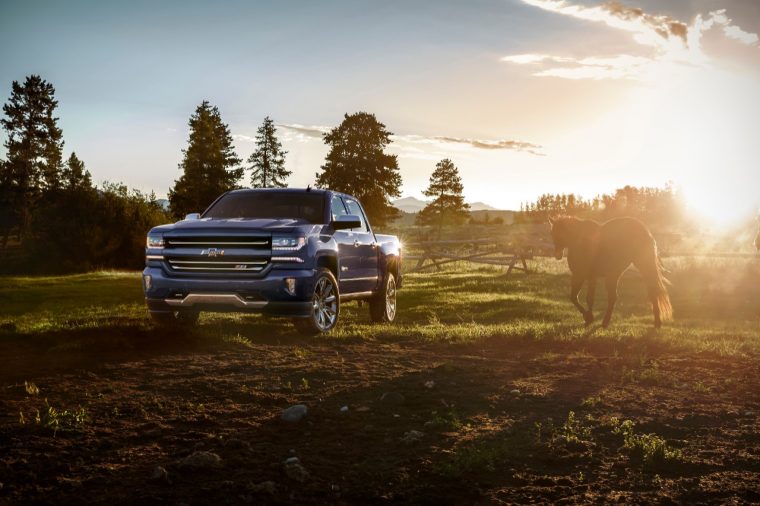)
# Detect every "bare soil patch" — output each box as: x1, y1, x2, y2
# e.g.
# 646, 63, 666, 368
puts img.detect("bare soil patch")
1, 328, 759, 505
